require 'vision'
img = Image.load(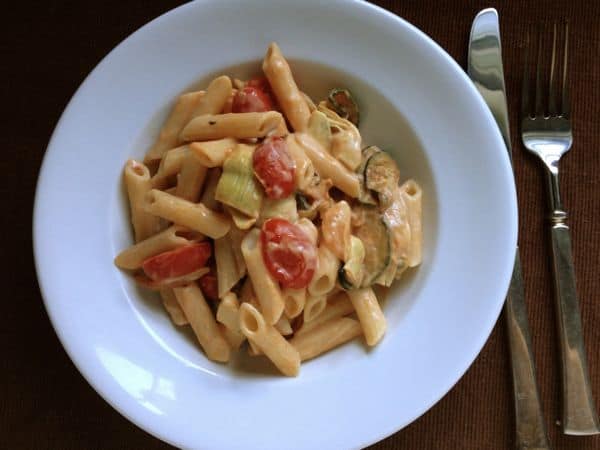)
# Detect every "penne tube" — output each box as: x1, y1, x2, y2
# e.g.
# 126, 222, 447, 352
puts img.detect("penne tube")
151, 145, 188, 189
173, 284, 231, 362
175, 151, 207, 202
400, 179, 423, 267
347, 287, 386, 346
188, 75, 232, 120
303, 294, 327, 323
282, 288, 306, 319
275, 315, 293, 336
241, 229, 285, 325
262, 43, 311, 132
189, 138, 237, 167
220, 324, 245, 351
114, 225, 203, 270
199, 168, 222, 211
285, 134, 316, 190
216, 292, 240, 331
160, 288, 188, 326
144, 90, 204, 163
295, 218, 319, 245
179, 112, 282, 142
239, 303, 300, 376
308, 245, 339, 297
295, 291, 354, 336
145, 189, 230, 239
295, 133, 360, 198
124, 160, 162, 242
257, 196, 298, 227
225, 206, 257, 230
215, 233, 246, 298
290, 317, 362, 361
